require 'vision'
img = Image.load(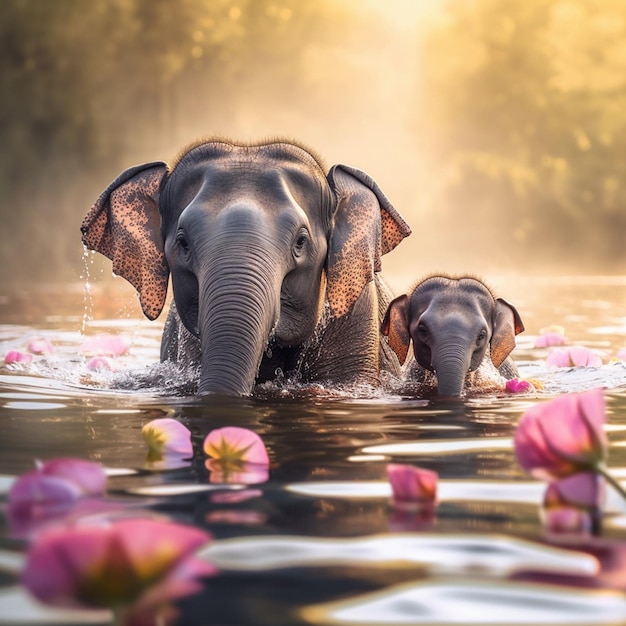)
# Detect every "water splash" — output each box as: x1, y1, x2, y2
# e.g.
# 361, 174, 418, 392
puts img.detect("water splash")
80, 246, 95, 335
